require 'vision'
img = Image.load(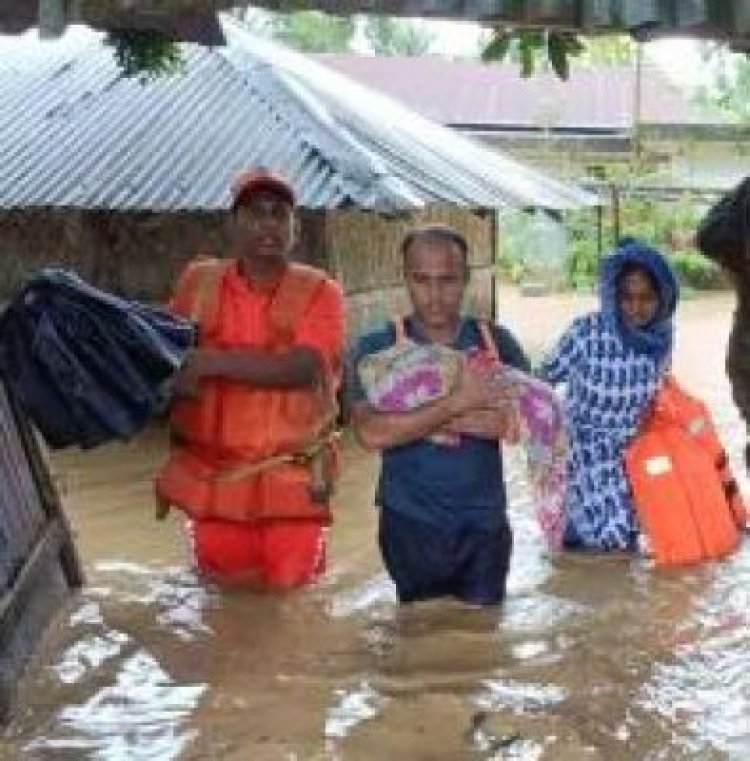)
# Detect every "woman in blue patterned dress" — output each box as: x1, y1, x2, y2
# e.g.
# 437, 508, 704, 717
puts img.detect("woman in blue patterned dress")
539, 238, 679, 551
